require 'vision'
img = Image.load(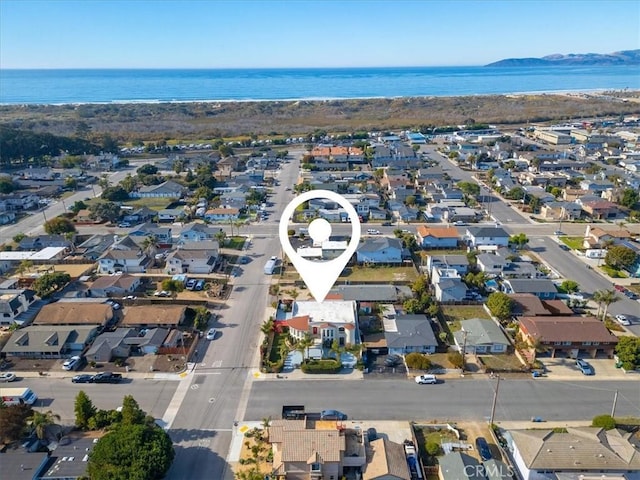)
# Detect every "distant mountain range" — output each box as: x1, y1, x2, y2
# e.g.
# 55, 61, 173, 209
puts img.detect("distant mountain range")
486, 49, 640, 67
